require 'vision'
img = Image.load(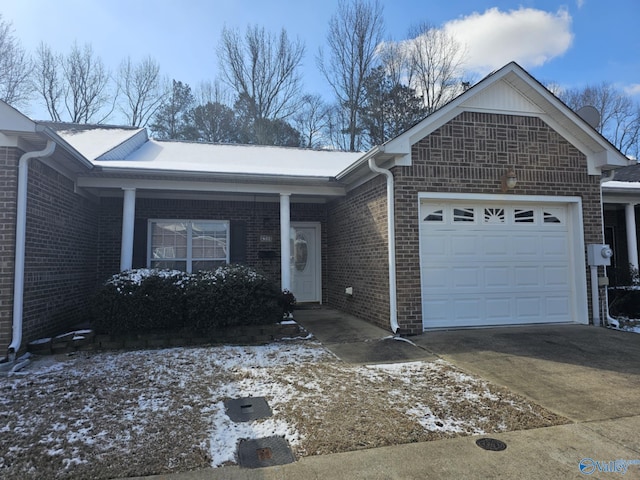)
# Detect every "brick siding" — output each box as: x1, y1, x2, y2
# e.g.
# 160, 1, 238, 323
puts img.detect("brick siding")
326, 176, 392, 330
97, 197, 329, 302
0, 148, 99, 349
393, 112, 603, 334
0, 147, 19, 348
